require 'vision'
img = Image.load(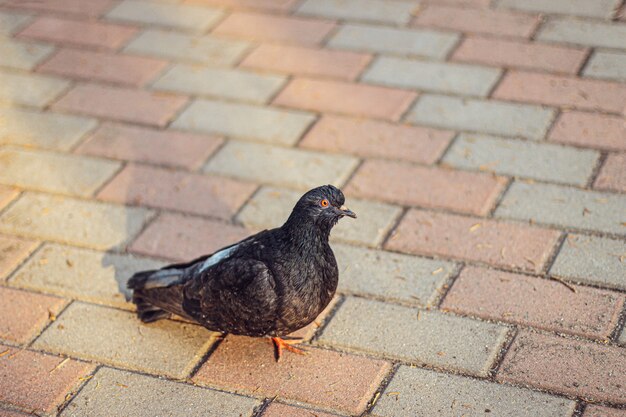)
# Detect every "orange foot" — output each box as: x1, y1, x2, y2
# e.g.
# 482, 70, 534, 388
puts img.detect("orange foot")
270, 337, 307, 362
